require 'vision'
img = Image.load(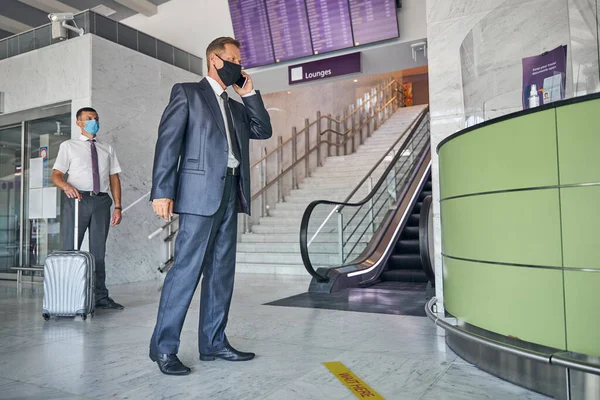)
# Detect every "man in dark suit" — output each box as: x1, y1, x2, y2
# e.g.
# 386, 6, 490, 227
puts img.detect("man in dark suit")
149, 37, 272, 375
